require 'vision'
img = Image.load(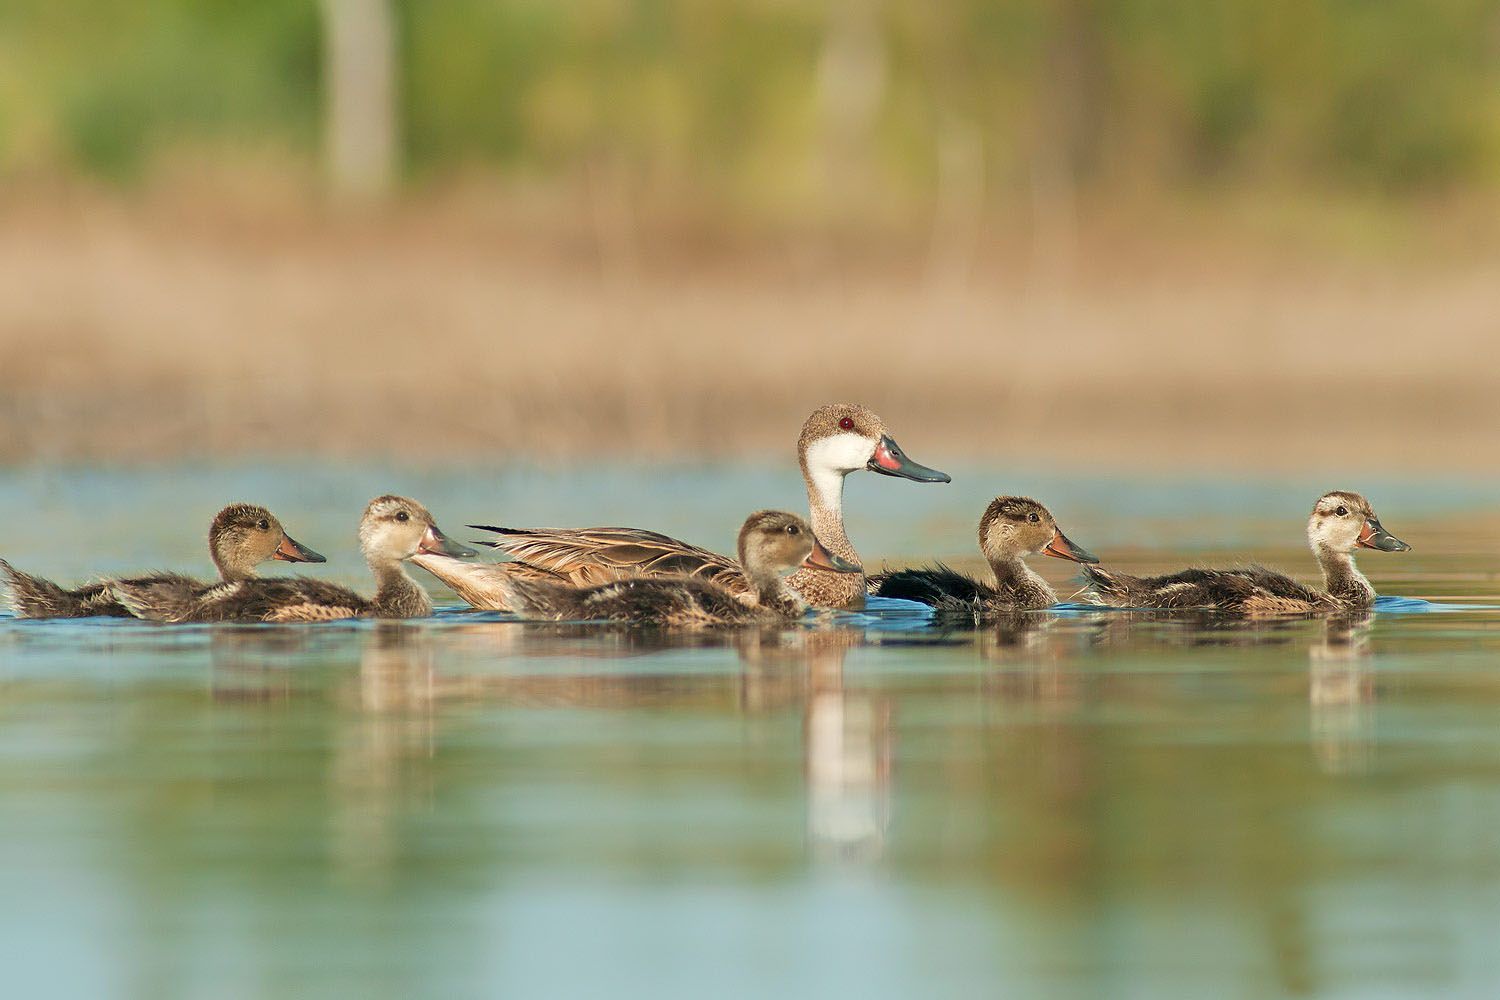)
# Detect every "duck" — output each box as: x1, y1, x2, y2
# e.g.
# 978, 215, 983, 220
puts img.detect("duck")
490, 510, 862, 627
1080, 490, 1410, 615
413, 402, 949, 611
110, 495, 475, 623
870, 496, 1099, 615
0, 503, 324, 619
